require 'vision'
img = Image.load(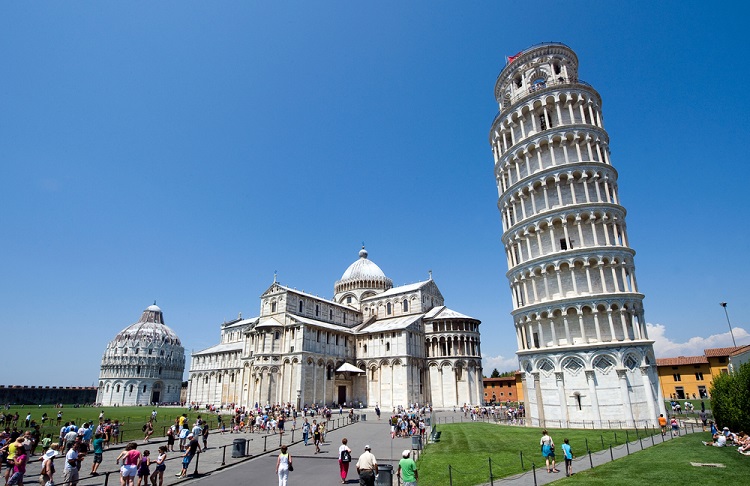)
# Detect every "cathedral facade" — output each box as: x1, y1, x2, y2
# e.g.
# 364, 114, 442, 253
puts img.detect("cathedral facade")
187, 248, 483, 409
